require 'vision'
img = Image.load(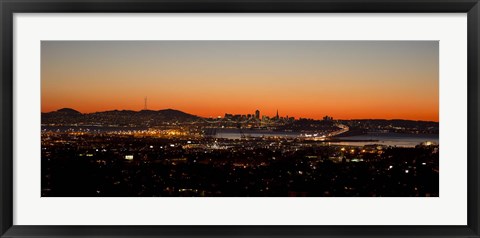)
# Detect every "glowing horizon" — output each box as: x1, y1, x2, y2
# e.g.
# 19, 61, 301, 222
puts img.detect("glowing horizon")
42, 106, 439, 122
41, 41, 439, 122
